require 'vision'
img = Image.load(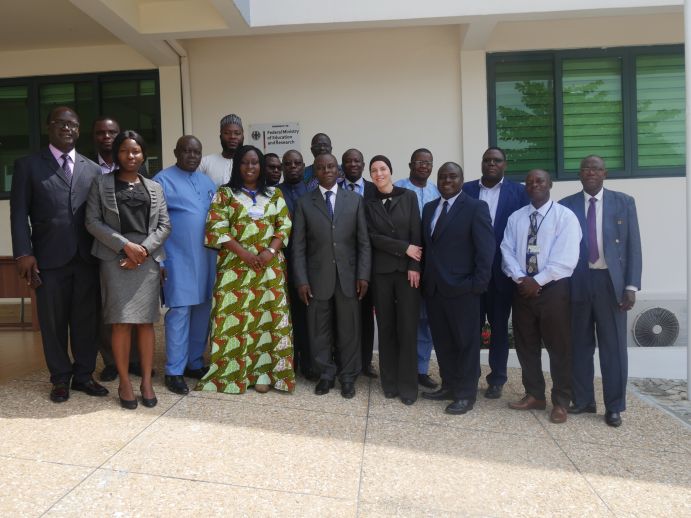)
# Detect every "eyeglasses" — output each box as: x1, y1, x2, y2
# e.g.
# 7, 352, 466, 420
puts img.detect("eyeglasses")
482, 158, 505, 164
412, 161, 433, 167
50, 119, 80, 130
